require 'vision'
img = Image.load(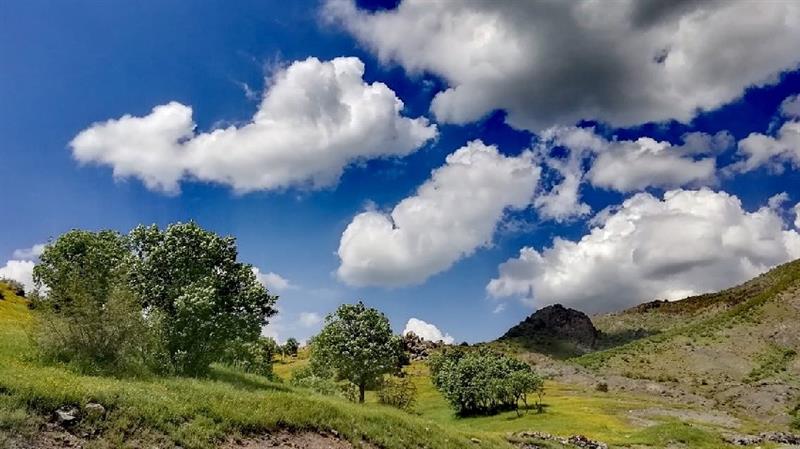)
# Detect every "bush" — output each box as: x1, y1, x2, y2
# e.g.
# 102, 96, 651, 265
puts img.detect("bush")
429, 348, 543, 416
0, 278, 26, 297
221, 337, 278, 376
377, 376, 416, 410
34, 285, 164, 376
290, 366, 356, 400
596, 382, 609, 392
